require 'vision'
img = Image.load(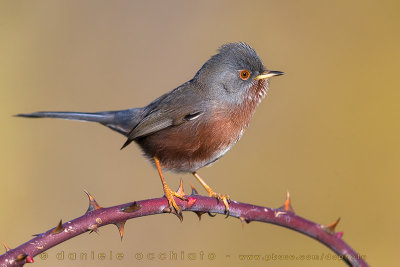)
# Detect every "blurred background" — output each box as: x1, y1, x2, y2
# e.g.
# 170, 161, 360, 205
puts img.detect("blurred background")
1, 1, 399, 266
